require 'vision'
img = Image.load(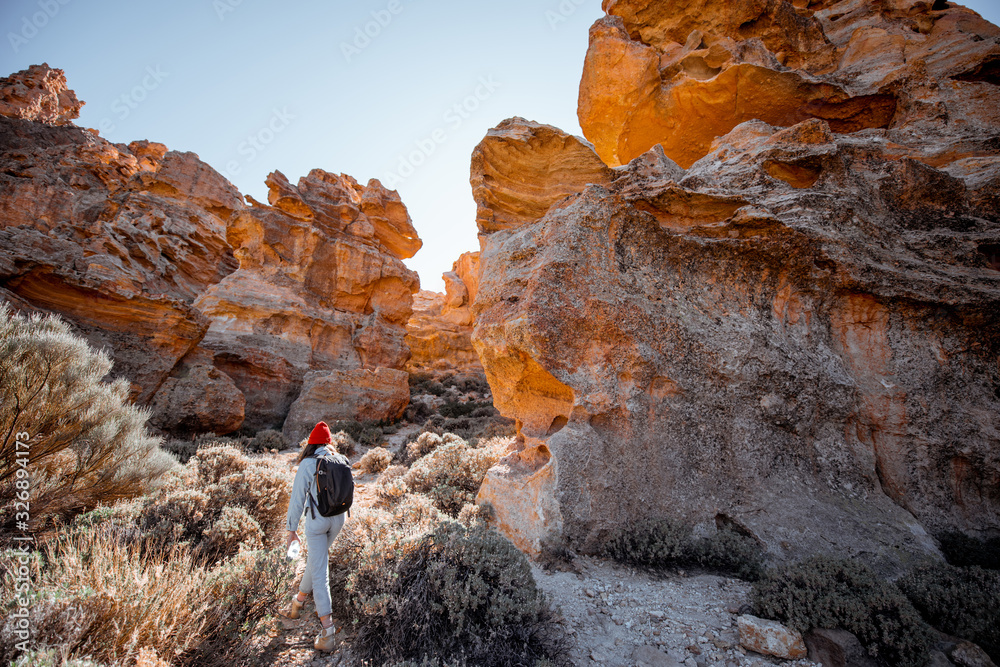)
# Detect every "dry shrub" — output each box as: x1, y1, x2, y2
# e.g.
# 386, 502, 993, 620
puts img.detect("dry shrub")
137, 445, 291, 558
203, 506, 264, 559
374, 465, 410, 509
403, 438, 508, 516
357, 447, 394, 475
898, 562, 1000, 661
0, 306, 174, 536
245, 429, 288, 454
405, 432, 465, 464
752, 556, 932, 667
0, 527, 290, 666
346, 519, 565, 666
457, 502, 494, 528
